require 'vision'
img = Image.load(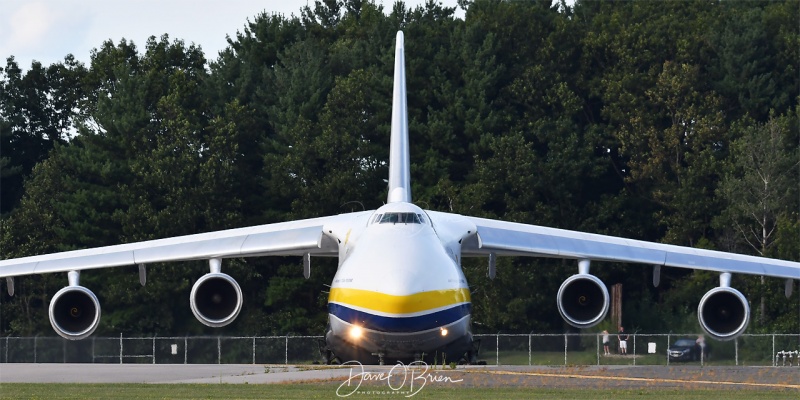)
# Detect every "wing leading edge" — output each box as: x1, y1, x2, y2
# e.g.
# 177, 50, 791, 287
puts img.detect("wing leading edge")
458, 216, 800, 280
0, 212, 372, 278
